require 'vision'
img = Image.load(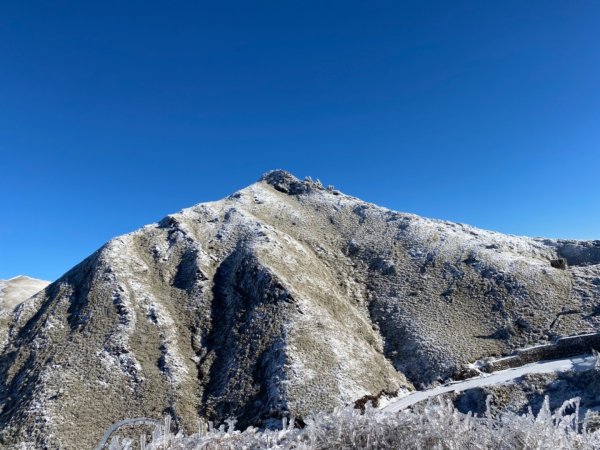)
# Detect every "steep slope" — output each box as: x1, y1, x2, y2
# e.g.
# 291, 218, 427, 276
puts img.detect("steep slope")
0, 276, 50, 348
0, 170, 598, 449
